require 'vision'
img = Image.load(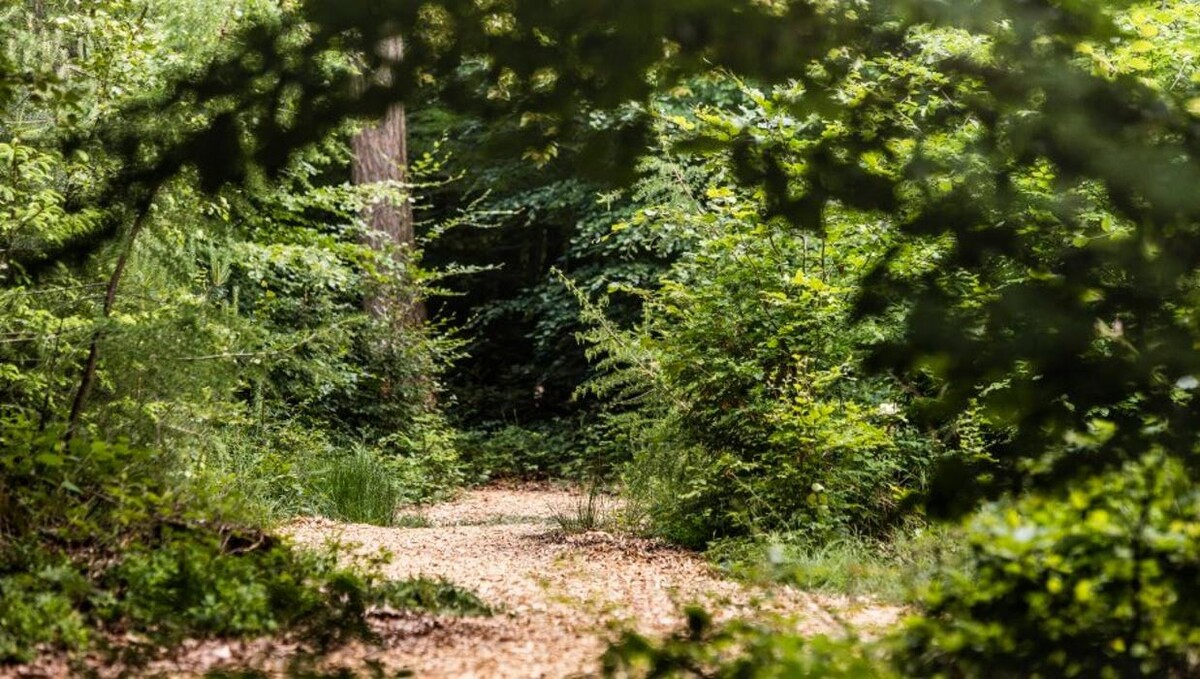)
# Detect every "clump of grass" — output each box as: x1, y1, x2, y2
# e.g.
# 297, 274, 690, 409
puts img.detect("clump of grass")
393, 511, 433, 528
552, 483, 614, 534
311, 450, 402, 526
709, 525, 967, 603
